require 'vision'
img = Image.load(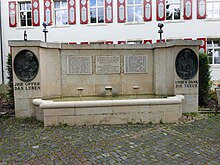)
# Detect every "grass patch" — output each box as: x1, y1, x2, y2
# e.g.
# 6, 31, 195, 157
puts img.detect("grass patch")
0, 84, 8, 99
183, 112, 198, 117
